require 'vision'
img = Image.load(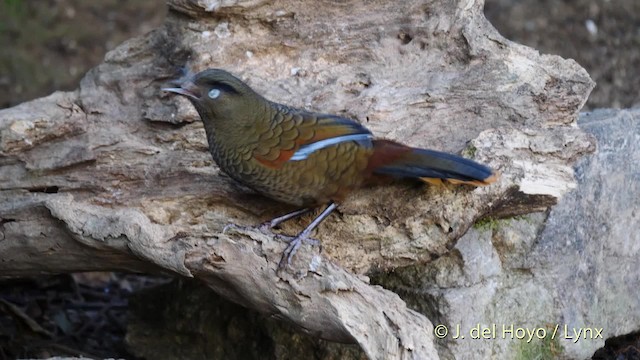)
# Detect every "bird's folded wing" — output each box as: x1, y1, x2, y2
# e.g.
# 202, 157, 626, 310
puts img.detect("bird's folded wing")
253, 110, 372, 168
